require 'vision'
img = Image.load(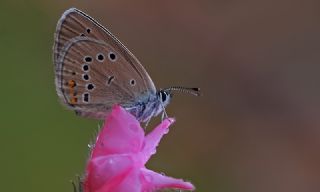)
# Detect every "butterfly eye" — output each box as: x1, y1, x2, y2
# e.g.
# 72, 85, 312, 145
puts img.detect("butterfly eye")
108, 52, 116, 61
84, 56, 93, 63
96, 53, 105, 62
160, 91, 167, 102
